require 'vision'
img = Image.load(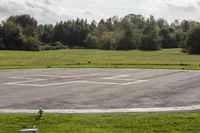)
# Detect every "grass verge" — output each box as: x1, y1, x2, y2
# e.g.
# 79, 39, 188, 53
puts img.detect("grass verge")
0, 48, 200, 70
0, 113, 200, 133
